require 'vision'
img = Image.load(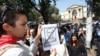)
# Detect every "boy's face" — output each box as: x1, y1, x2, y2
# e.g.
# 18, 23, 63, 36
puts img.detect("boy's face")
8, 14, 28, 38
